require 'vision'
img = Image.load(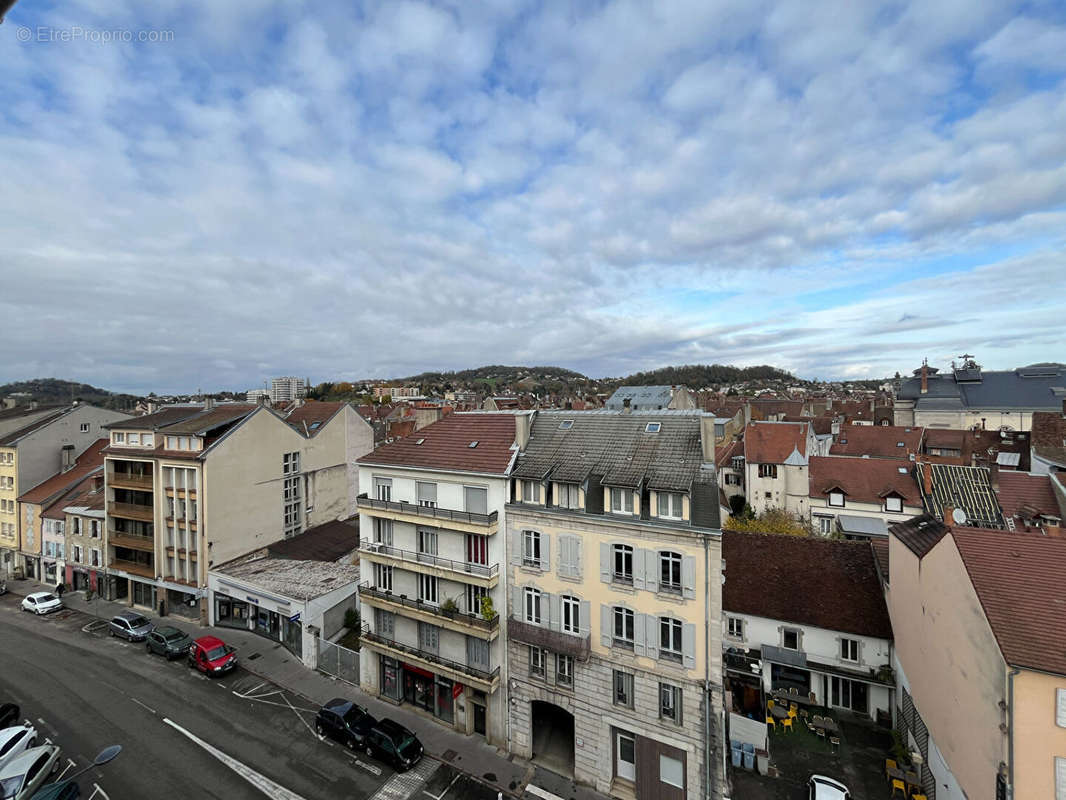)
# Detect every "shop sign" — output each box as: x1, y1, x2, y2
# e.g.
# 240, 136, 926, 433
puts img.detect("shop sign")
452, 682, 463, 699
288, 612, 301, 623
